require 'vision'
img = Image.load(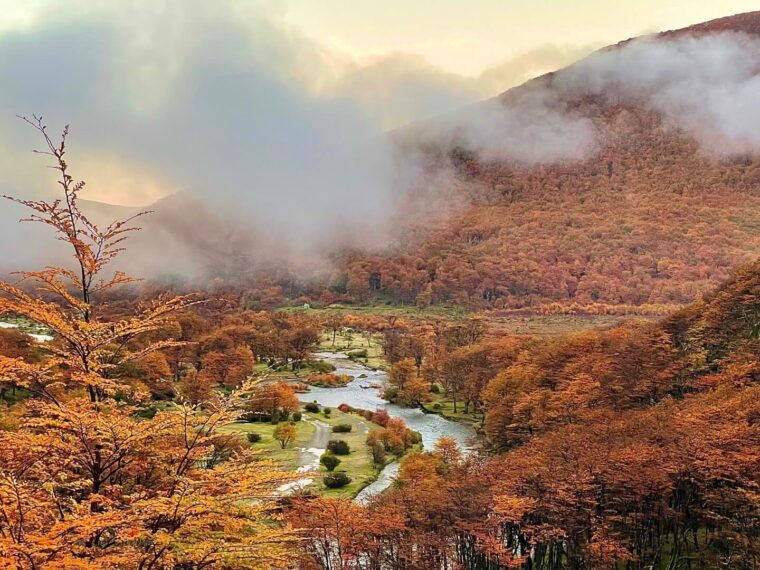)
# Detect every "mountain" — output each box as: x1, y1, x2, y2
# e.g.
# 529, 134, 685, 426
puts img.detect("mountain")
336, 12, 760, 310
72, 12, 760, 311
79, 194, 277, 284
